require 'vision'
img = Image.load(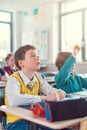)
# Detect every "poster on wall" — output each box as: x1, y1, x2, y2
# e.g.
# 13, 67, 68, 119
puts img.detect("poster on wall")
32, 29, 48, 60
22, 29, 48, 60
22, 7, 49, 60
